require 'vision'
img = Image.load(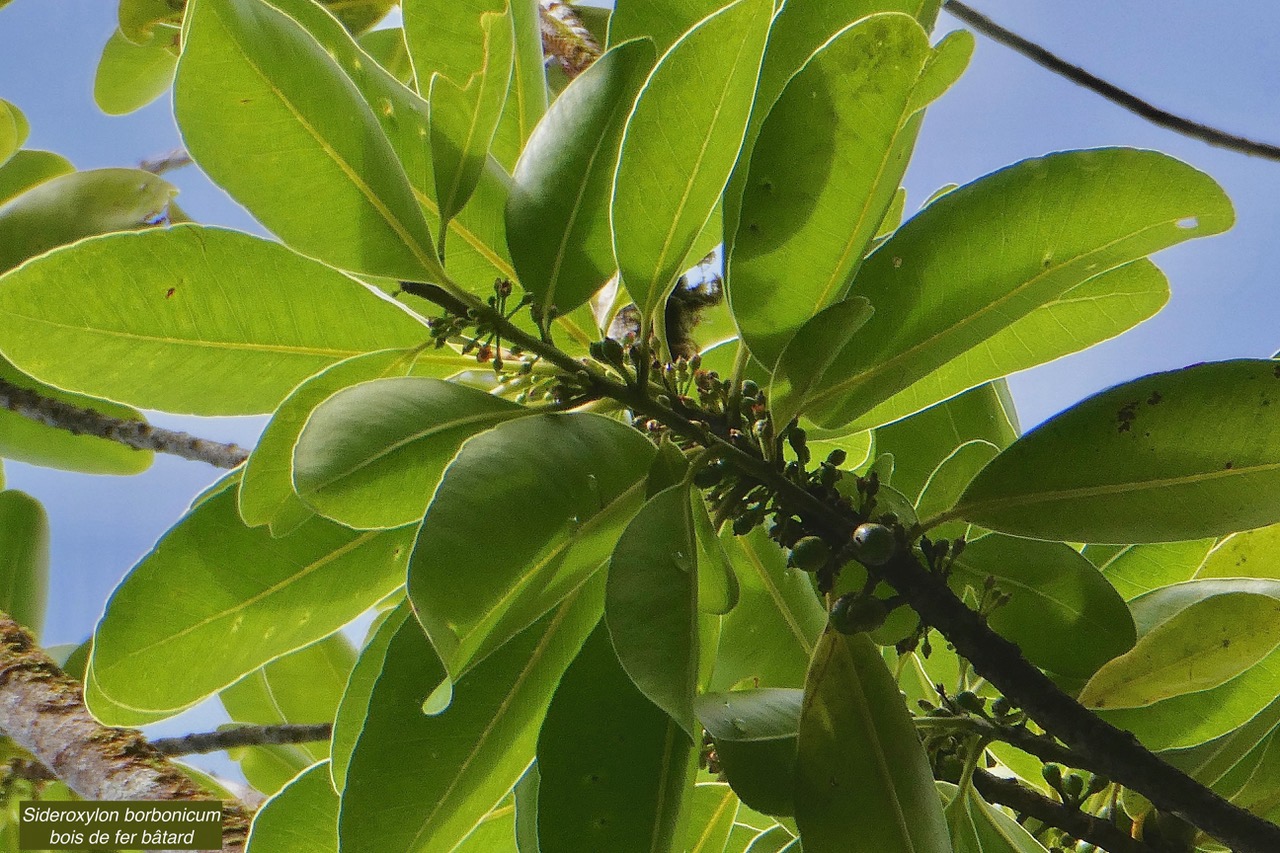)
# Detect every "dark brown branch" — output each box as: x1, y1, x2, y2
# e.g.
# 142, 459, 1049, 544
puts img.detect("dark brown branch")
943, 1, 1280, 161
152, 723, 332, 757
972, 769, 1156, 853
0, 378, 249, 469
538, 0, 601, 79
409, 283, 1280, 853
0, 613, 249, 852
